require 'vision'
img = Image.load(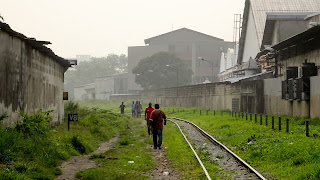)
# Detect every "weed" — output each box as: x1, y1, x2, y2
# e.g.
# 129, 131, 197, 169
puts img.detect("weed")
71, 135, 86, 154
0, 112, 8, 122
89, 154, 105, 160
